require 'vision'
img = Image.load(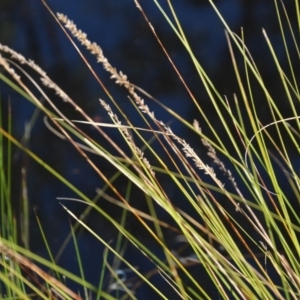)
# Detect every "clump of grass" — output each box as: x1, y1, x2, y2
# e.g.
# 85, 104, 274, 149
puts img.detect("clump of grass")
1, 0, 300, 299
